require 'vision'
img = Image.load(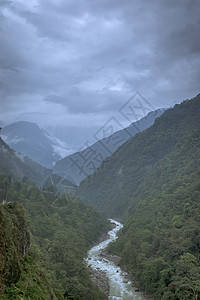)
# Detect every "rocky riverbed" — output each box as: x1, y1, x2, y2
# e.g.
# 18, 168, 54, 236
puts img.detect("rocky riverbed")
86, 219, 146, 300
100, 249, 153, 300
88, 266, 110, 296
